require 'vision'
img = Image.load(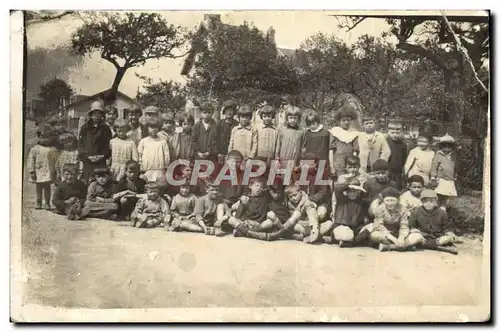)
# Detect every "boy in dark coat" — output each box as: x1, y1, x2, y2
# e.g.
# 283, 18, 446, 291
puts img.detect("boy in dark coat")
51, 163, 89, 220
386, 118, 408, 190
